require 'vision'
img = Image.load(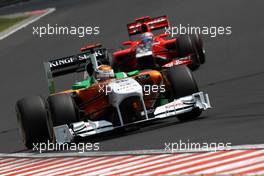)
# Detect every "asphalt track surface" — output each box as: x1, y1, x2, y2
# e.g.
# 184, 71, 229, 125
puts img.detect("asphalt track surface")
0, 0, 263, 153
